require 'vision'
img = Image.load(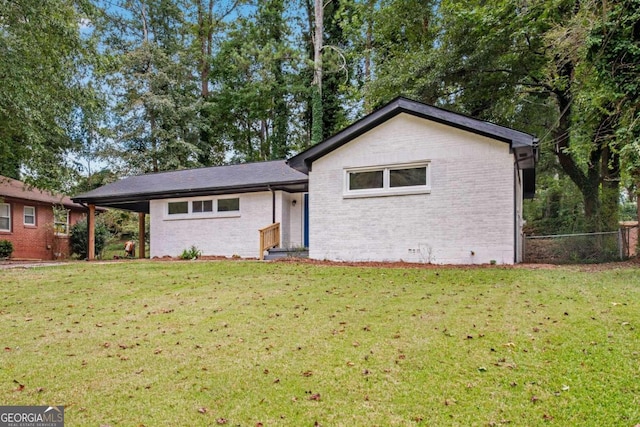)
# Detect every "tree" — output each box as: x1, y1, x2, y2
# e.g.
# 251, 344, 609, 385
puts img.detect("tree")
0, 0, 100, 191
212, 0, 301, 162
97, 0, 204, 174
363, 0, 629, 232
